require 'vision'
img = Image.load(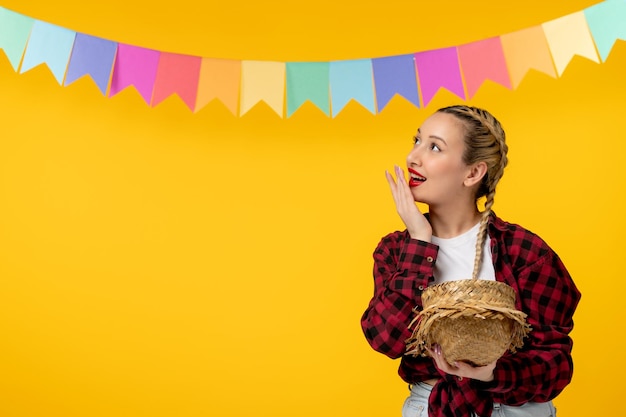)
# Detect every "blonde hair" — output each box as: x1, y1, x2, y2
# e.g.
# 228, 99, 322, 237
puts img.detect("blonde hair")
437, 105, 508, 279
